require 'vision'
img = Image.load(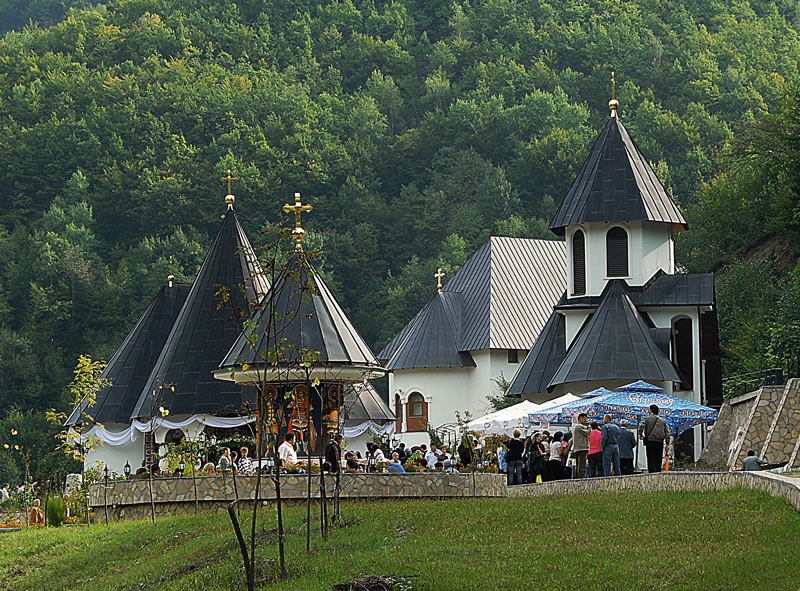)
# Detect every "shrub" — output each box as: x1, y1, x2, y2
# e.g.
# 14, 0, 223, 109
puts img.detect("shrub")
47, 495, 67, 527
